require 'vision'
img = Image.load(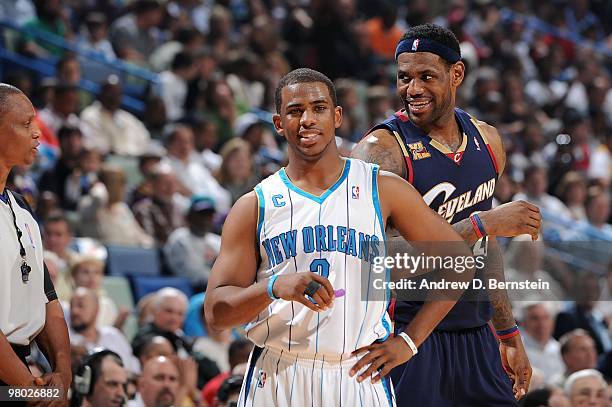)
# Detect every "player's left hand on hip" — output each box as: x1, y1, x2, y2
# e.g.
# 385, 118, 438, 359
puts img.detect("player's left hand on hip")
499, 336, 532, 400
349, 336, 413, 384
